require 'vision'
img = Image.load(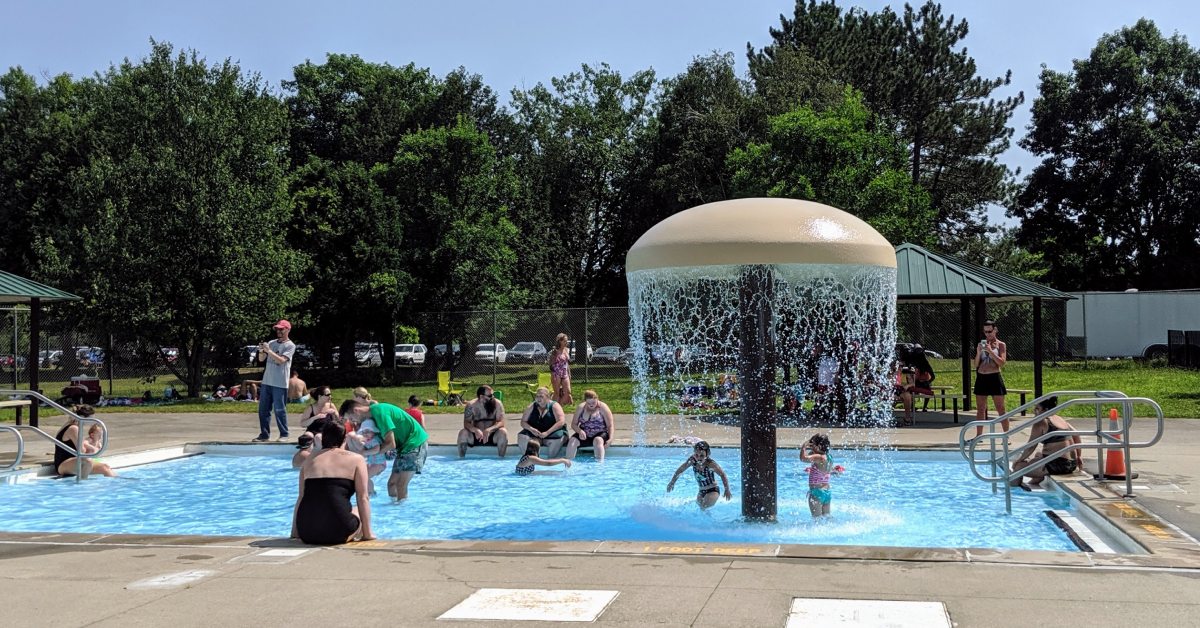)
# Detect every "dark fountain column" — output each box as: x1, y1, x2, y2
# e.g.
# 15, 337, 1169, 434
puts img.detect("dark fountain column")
738, 265, 777, 522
